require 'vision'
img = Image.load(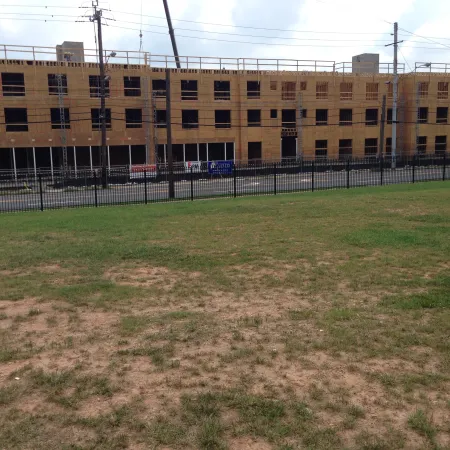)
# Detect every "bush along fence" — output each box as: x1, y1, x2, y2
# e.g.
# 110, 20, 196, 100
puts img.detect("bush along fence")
0, 155, 448, 213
